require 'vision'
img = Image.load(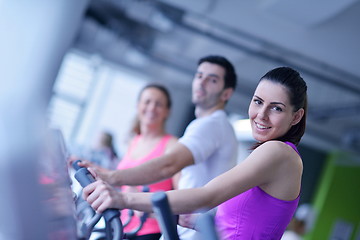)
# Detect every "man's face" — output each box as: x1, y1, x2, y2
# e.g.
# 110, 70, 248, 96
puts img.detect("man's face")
192, 62, 226, 109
